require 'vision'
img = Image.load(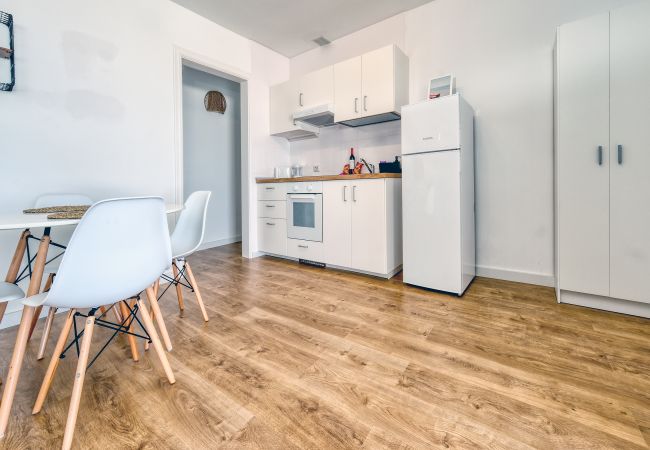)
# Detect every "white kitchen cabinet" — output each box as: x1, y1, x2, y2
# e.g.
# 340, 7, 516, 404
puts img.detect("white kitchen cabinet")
288, 239, 324, 262
258, 183, 287, 201
555, 1, 650, 316
298, 65, 334, 110
334, 45, 409, 126
257, 218, 287, 256
323, 178, 402, 277
323, 181, 352, 268
556, 12, 610, 297
333, 57, 362, 123
609, 1, 650, 303
269, 79, 317, 141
